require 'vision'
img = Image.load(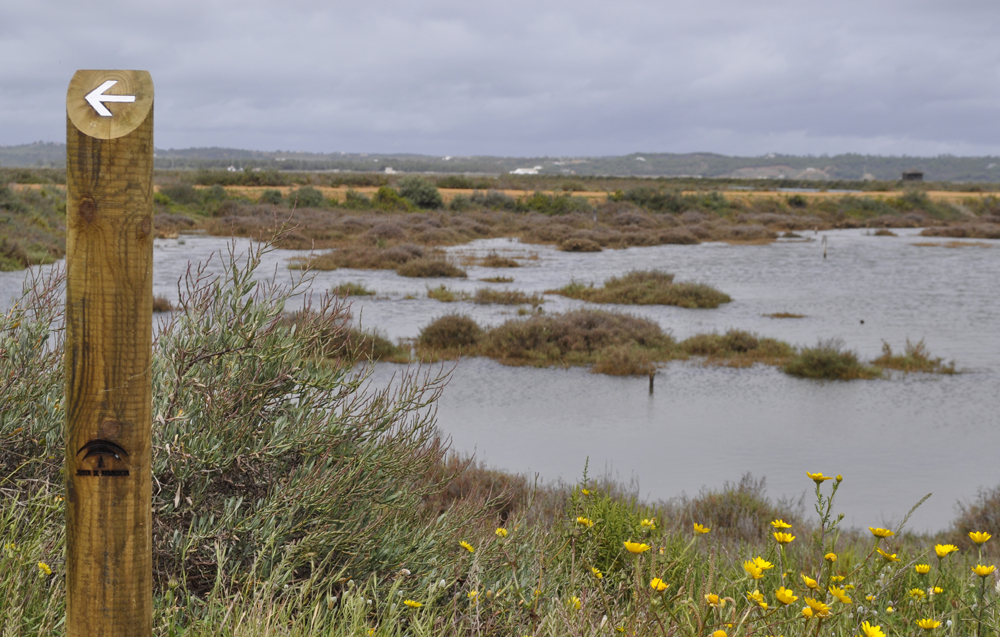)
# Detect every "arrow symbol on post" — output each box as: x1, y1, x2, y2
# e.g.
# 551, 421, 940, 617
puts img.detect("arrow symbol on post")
85, 80, 136, 117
